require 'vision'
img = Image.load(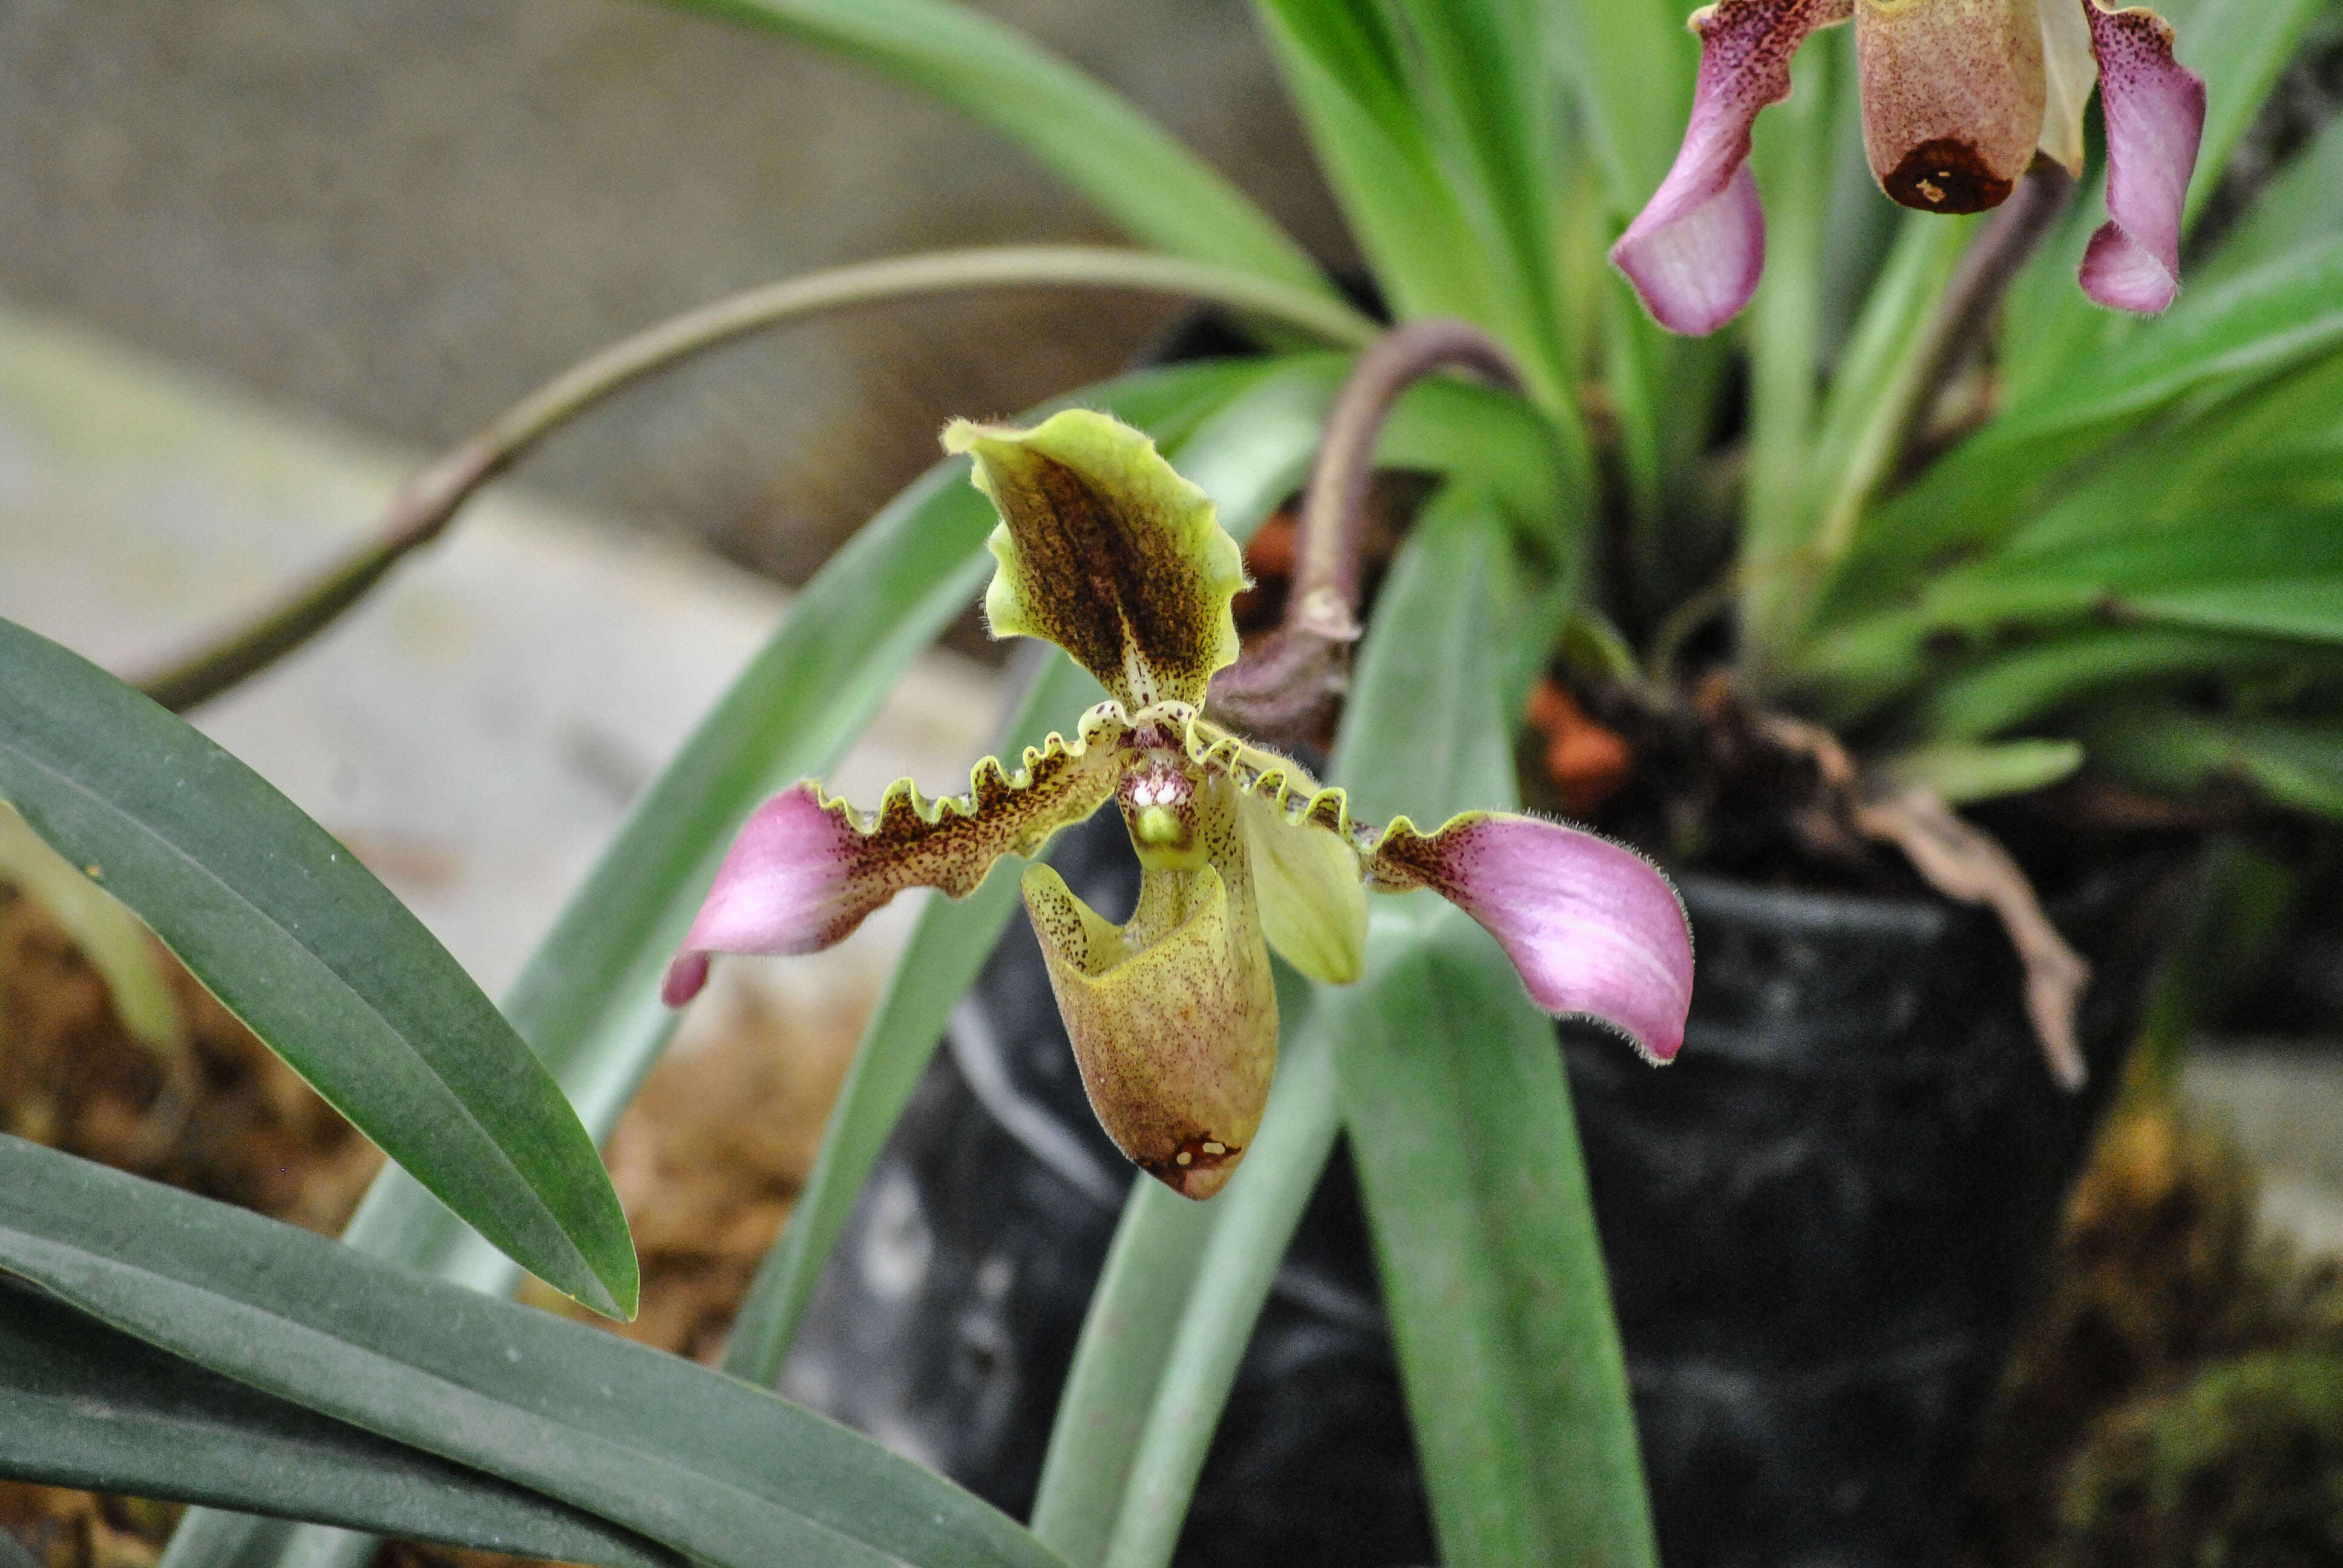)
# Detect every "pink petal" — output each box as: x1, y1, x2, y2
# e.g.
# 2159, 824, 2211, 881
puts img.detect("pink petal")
664, 733, 1125, 1006
663, 784, 865, 1005
1374, 814, 1696, 1063
1610, 0, 1851, 336
2079, 2, 2204, 313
